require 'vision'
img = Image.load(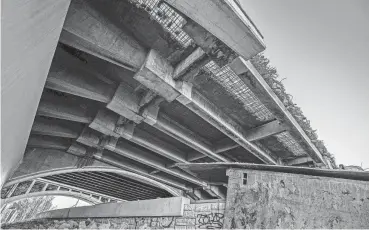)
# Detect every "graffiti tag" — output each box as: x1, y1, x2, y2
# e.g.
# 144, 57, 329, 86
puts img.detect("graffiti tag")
196, 213, 224, 229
